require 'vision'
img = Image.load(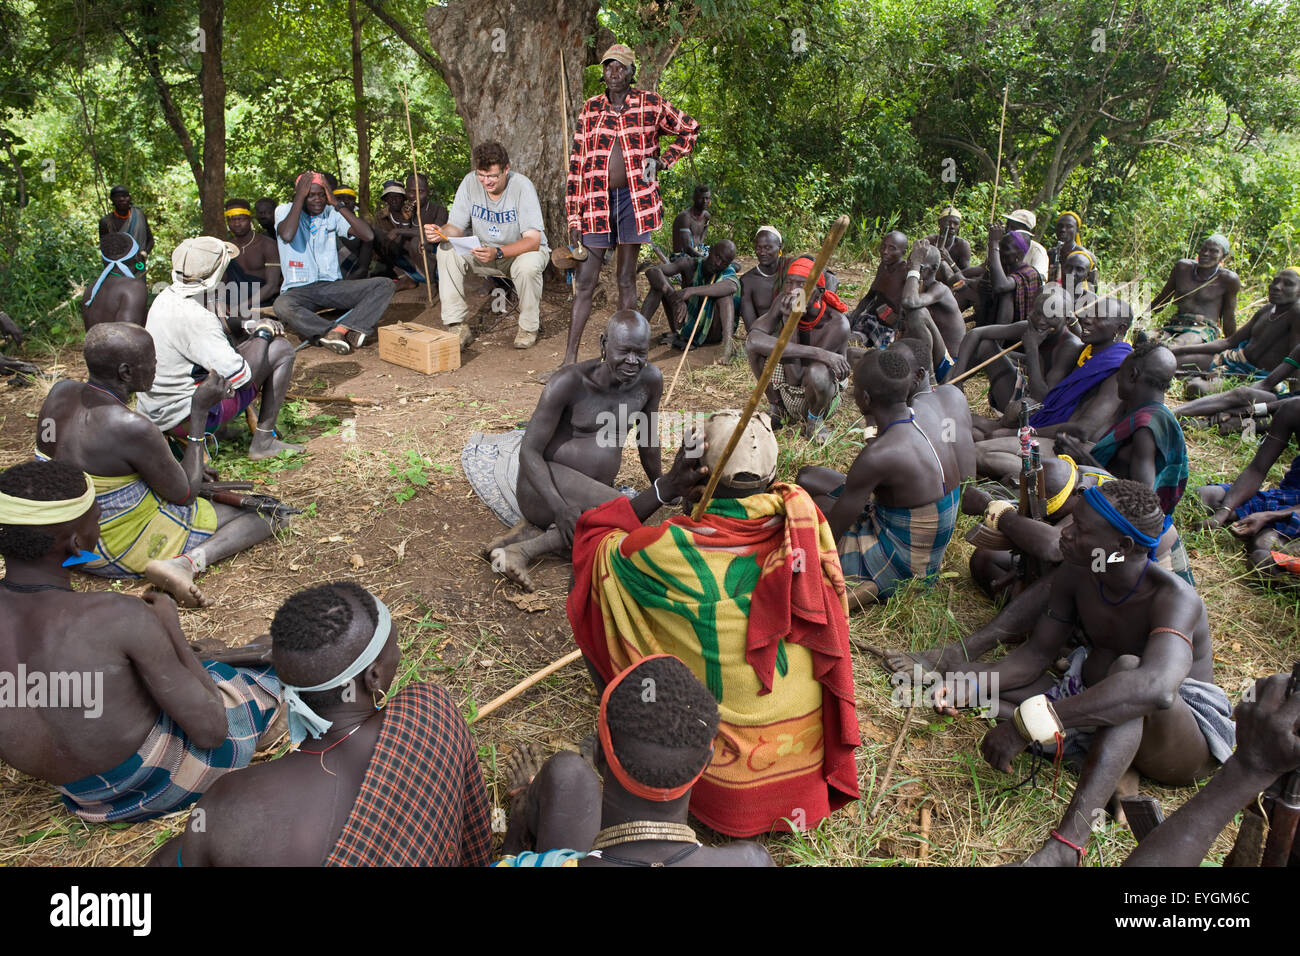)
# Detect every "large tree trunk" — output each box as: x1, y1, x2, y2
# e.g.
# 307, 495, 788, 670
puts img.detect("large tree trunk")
424, 0, 602, 247
349, 0, 371, 214
198, 0, 226, 237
